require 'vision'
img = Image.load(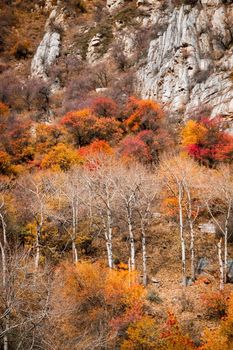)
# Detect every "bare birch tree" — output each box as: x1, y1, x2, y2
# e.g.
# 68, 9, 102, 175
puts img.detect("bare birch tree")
201, 165, 233, 288
17, 173, 52, 276
159, 155, 201, 285
136, 171, 158, 285
84, 159, 118, 269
